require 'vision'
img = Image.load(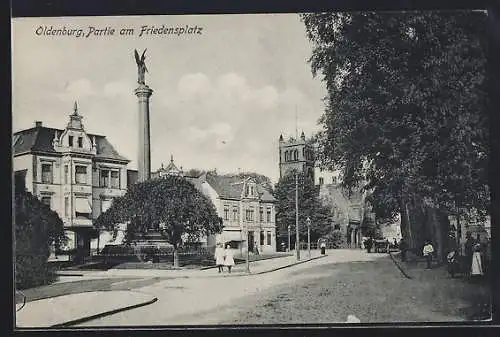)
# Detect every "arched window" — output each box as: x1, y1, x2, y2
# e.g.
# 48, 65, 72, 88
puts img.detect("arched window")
302, 148, 305, 158
285, 151, 288, 161
294, 150, 298, 161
